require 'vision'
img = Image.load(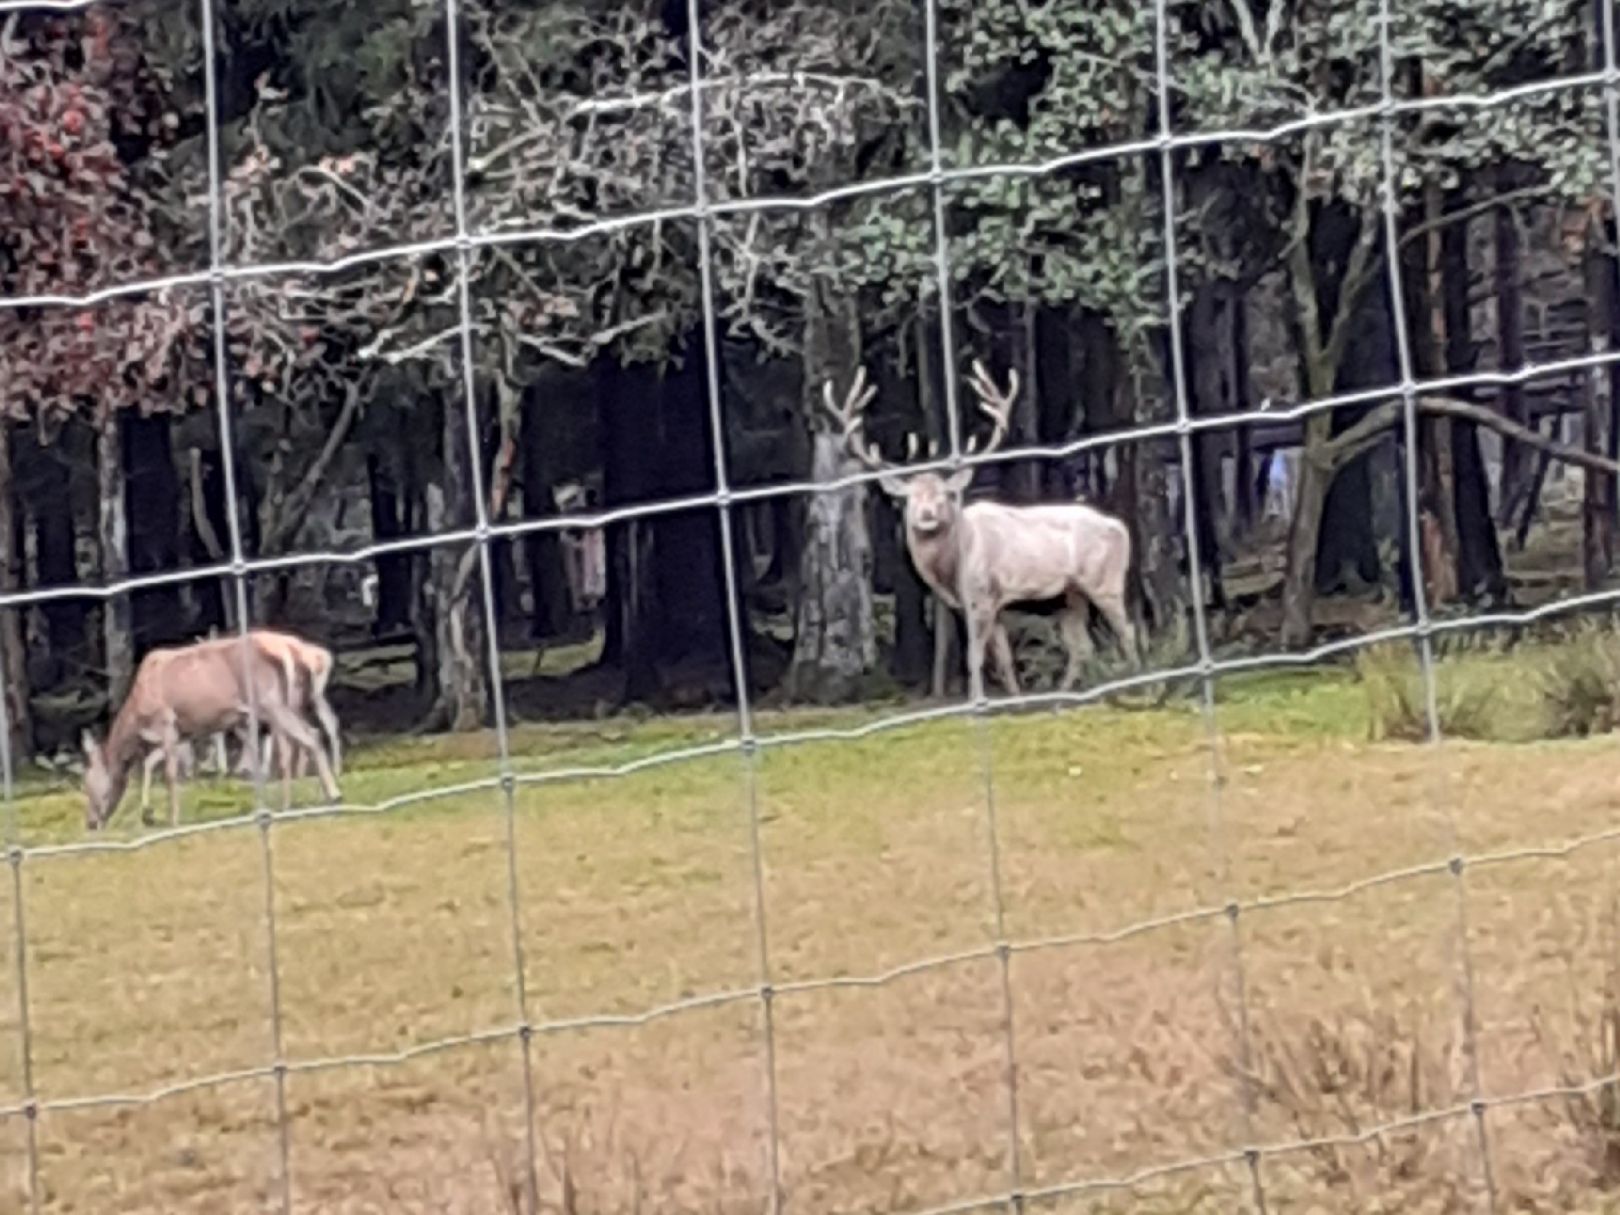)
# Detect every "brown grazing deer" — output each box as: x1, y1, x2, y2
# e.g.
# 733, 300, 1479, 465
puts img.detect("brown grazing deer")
83, 633, 340, 831
822, 360, 1140, 695
228, 628, 343, 781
